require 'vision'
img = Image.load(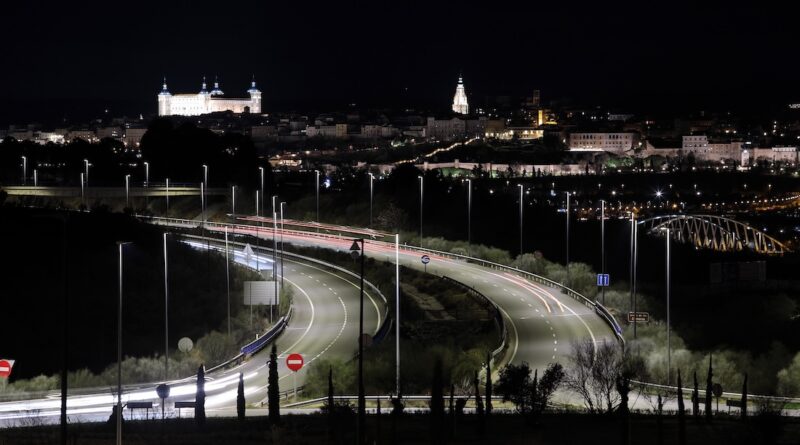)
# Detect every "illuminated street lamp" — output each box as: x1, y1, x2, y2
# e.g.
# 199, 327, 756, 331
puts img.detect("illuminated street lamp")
518, 184, 524, 254
280, 202, 286, 287
124, 175, 130, 208
116, 241, 132, 445
231, 185, 236, 217
368, 172, 374, 228
349, 239, 366, 445
418, 175, 424, 244
465, 178, 472, 247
